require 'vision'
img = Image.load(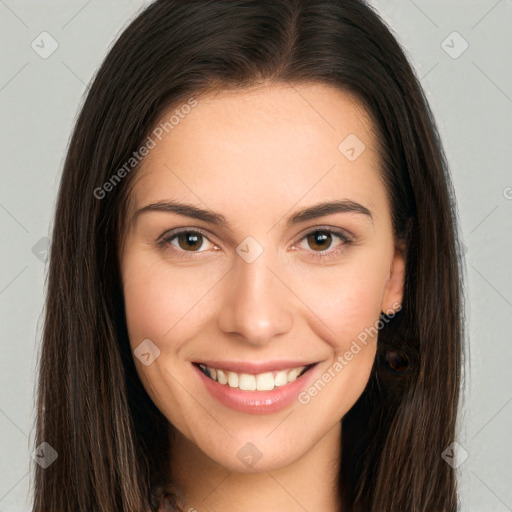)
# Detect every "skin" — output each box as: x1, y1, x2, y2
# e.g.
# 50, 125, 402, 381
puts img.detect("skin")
119, 82, 405, 512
